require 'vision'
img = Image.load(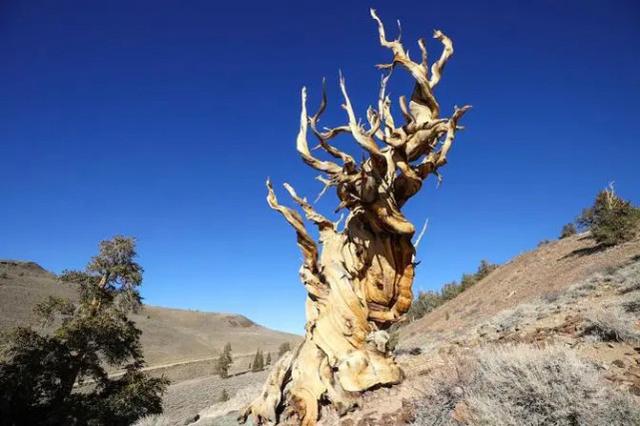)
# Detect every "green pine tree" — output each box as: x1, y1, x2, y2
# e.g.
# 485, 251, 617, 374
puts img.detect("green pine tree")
0, 236, 168, 425
215, 342, 233, 379
577, 184, 640, 246
251, 349, 264, 372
